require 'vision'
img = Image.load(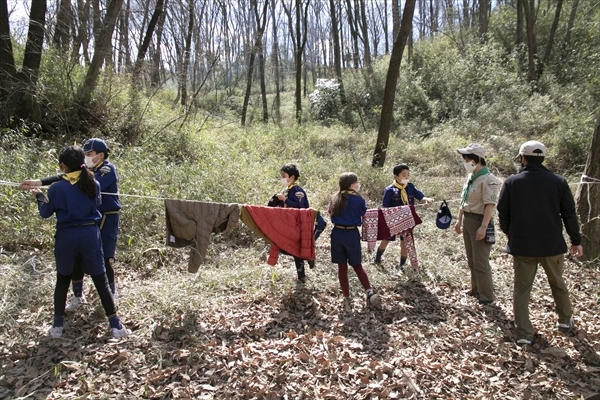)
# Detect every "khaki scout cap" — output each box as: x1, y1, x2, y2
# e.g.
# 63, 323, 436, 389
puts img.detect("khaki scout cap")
457, 143, 485, 159
518, 140, 546, 157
